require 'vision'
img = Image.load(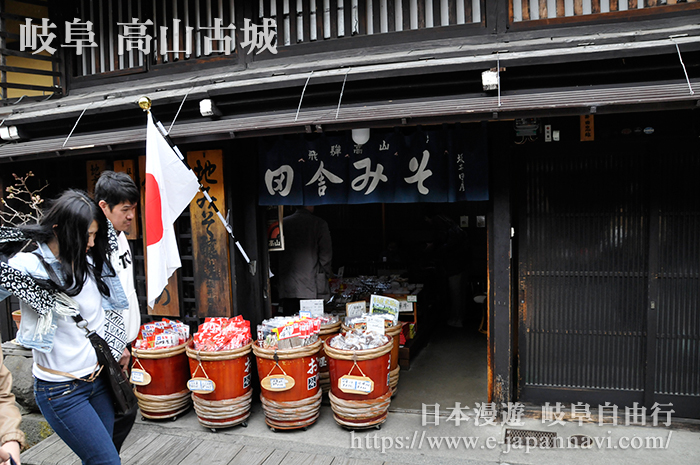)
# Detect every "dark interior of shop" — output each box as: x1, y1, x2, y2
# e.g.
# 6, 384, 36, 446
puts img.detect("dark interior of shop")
269, 201, 489, 412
